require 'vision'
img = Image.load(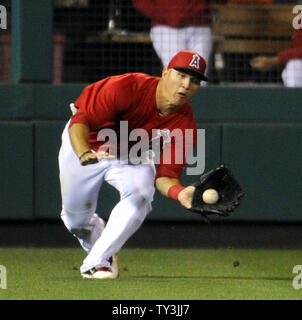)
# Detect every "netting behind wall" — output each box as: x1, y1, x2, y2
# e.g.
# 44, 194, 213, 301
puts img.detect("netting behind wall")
52, 0, 301, 86
54, 0, 163, 83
